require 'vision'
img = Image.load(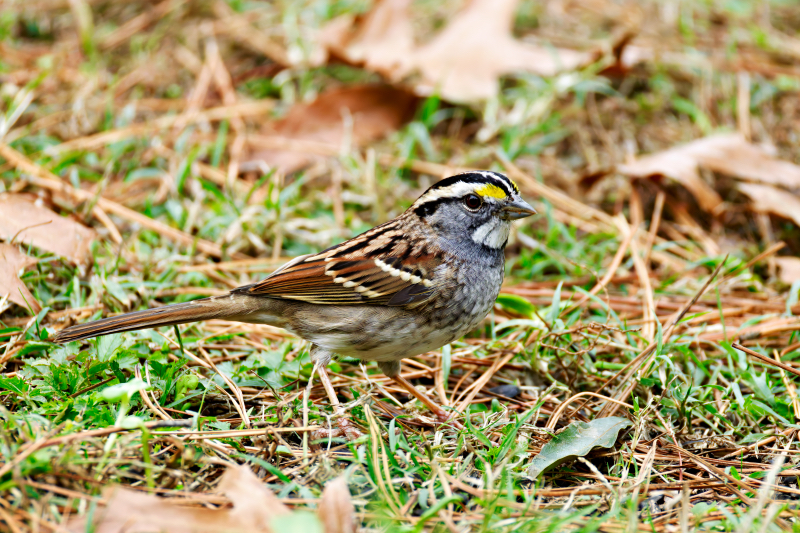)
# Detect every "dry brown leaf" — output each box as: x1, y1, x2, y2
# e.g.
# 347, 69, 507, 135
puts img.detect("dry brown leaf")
317, 477, 355, 533
318, 0, 414, 80
617, 136, 726, 211
68, 465, 291, 533
317, 0, 589, 102
217, 464, 291, 528
0, 193, 96, 264
68, 486, 249, 533
695, 135, 800, 188
0, 243, 41, 313
618, 133, 800, 214
67, 465, 356, 533
248, 84, 418, 174
775, 257, 800, 285
738, 183, 800, 227
411, 0, 589, 102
